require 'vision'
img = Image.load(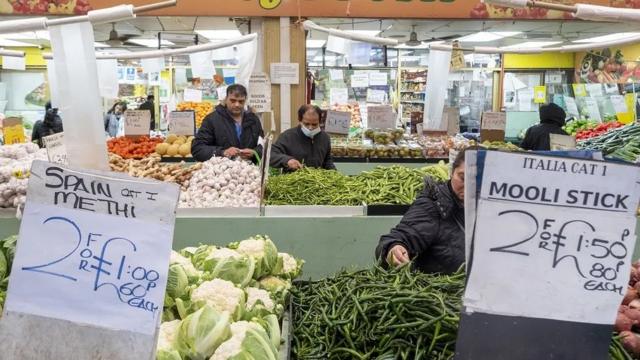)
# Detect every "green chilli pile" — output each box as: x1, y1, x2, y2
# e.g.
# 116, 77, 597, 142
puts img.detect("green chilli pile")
291, 266, 464, 360
0, 235, 16, 315
266, 163, 449, 206
291, 266, 633, 360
